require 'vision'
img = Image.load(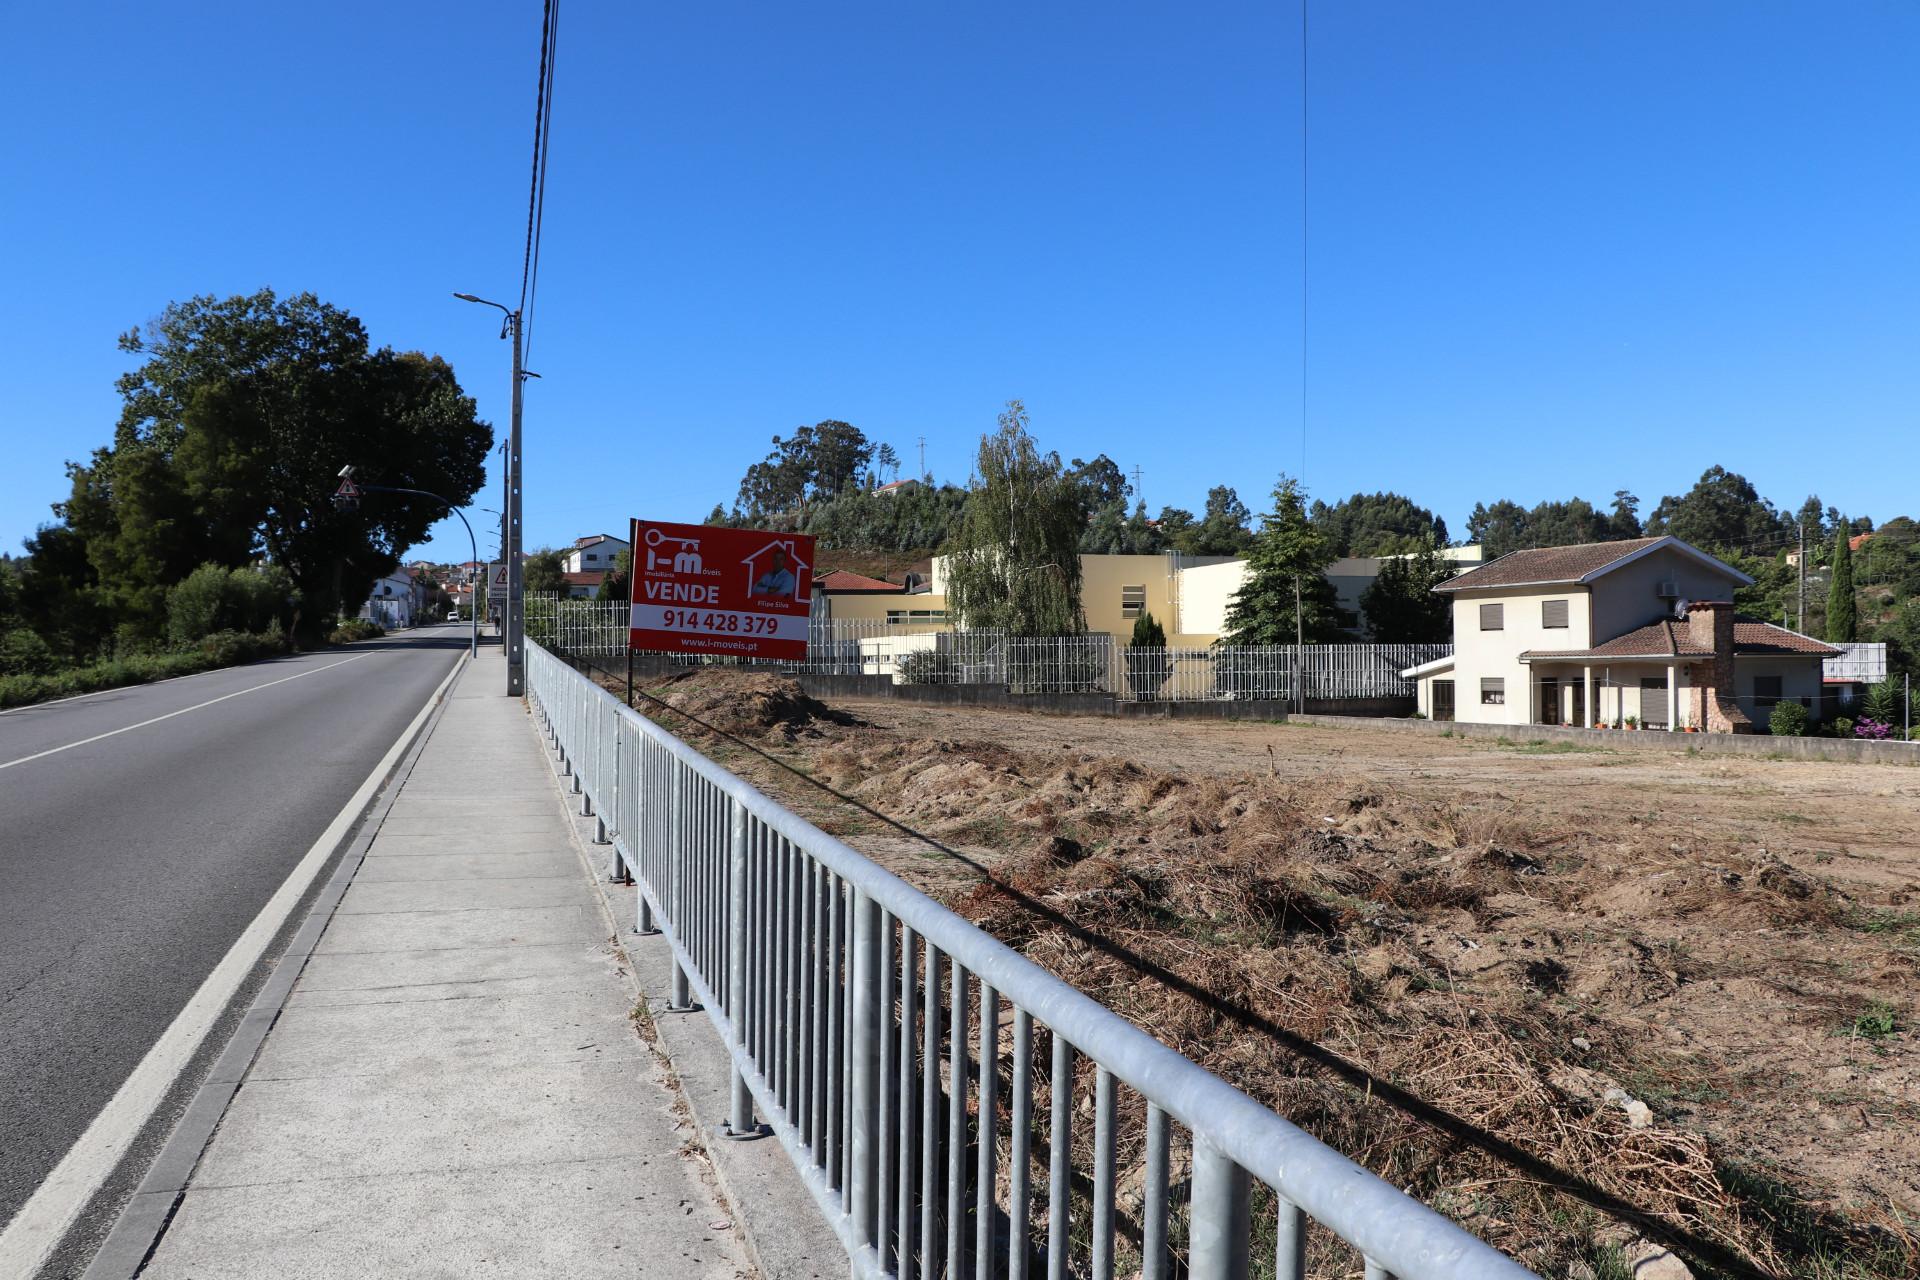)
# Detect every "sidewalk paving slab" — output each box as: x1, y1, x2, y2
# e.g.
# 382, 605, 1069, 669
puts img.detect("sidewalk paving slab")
137, 652, 755, 1279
